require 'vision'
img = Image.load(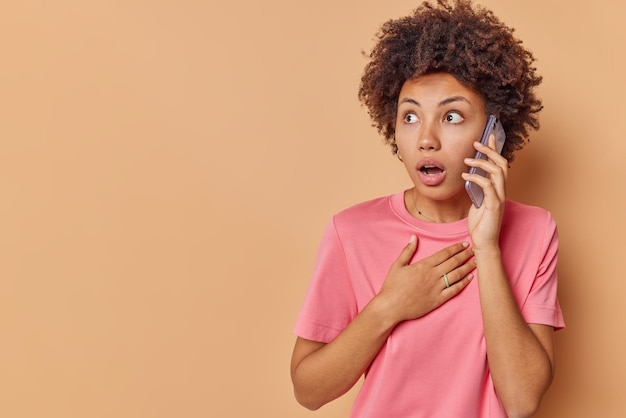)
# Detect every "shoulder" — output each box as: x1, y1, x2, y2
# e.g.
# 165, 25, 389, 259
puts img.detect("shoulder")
332, 194, 395, 226
324, 194, 400, 239
504, 200, 554, 221
313, 195, 397, 262
502, 200, 557, 237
